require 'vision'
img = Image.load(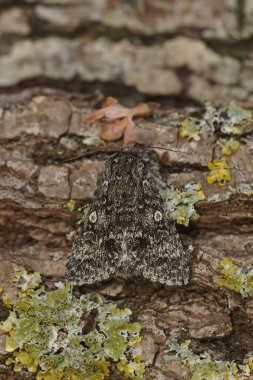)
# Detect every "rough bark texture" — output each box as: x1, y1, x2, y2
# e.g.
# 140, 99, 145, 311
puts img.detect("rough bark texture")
0, 1, 253, 379
0, 91, 253, 379
0, 0, 253, 104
